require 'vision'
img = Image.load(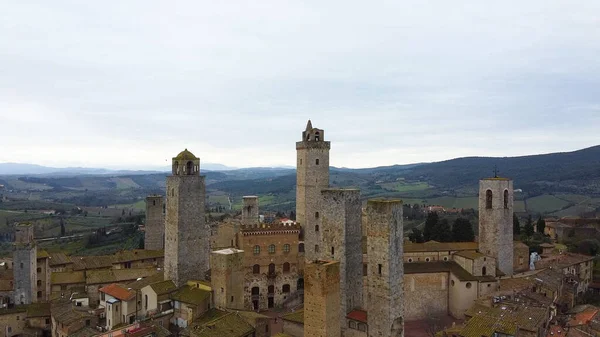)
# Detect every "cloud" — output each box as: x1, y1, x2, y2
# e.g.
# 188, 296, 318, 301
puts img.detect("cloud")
0, 1, 599, 168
